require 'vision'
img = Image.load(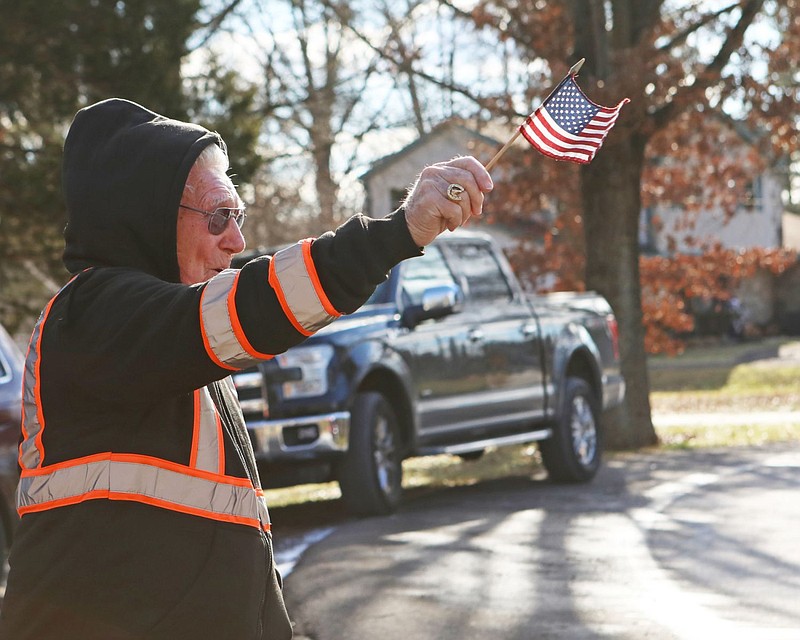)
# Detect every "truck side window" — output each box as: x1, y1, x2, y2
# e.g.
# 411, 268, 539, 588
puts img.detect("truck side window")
401, 246, 457, 306
447, 242, 512, 302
